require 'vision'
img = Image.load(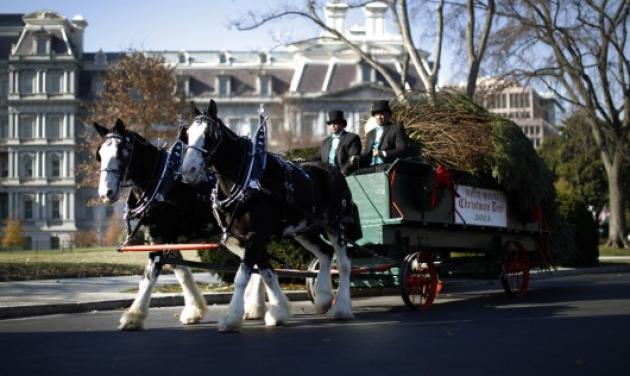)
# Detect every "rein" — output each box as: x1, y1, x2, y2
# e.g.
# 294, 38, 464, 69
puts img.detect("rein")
100, 133, 135, 187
